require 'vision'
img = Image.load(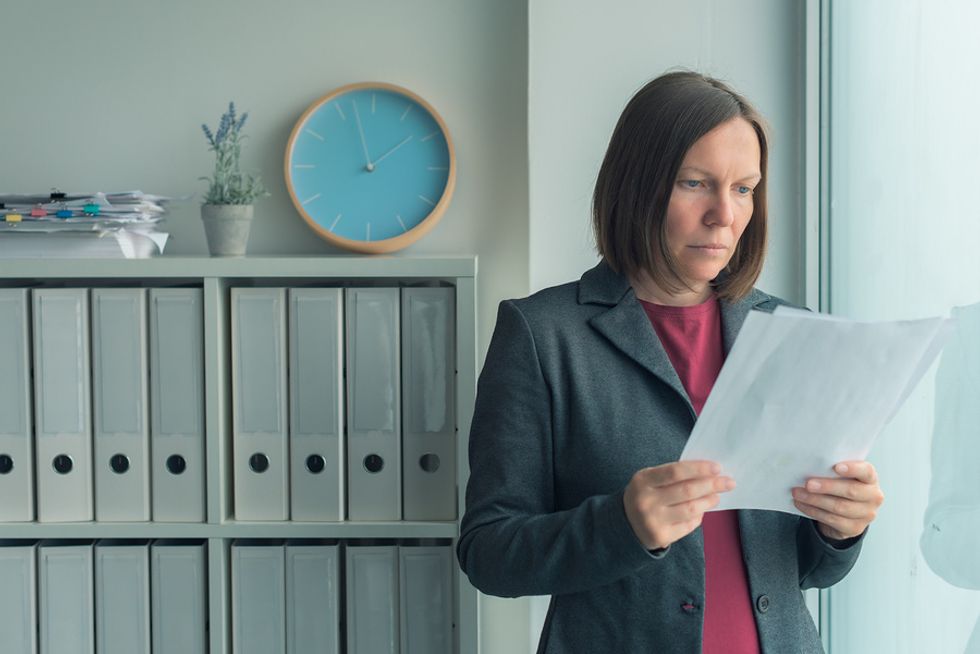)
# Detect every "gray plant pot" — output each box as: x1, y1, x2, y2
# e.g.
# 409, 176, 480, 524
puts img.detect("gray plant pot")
201, 204, 253, 257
